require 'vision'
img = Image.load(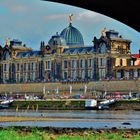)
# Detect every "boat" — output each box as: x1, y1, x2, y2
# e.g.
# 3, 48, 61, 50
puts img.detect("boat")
0, 99, 14, 109
85, 99, 98, 110
85, 99, 116, 110
98, 99, 115, 110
